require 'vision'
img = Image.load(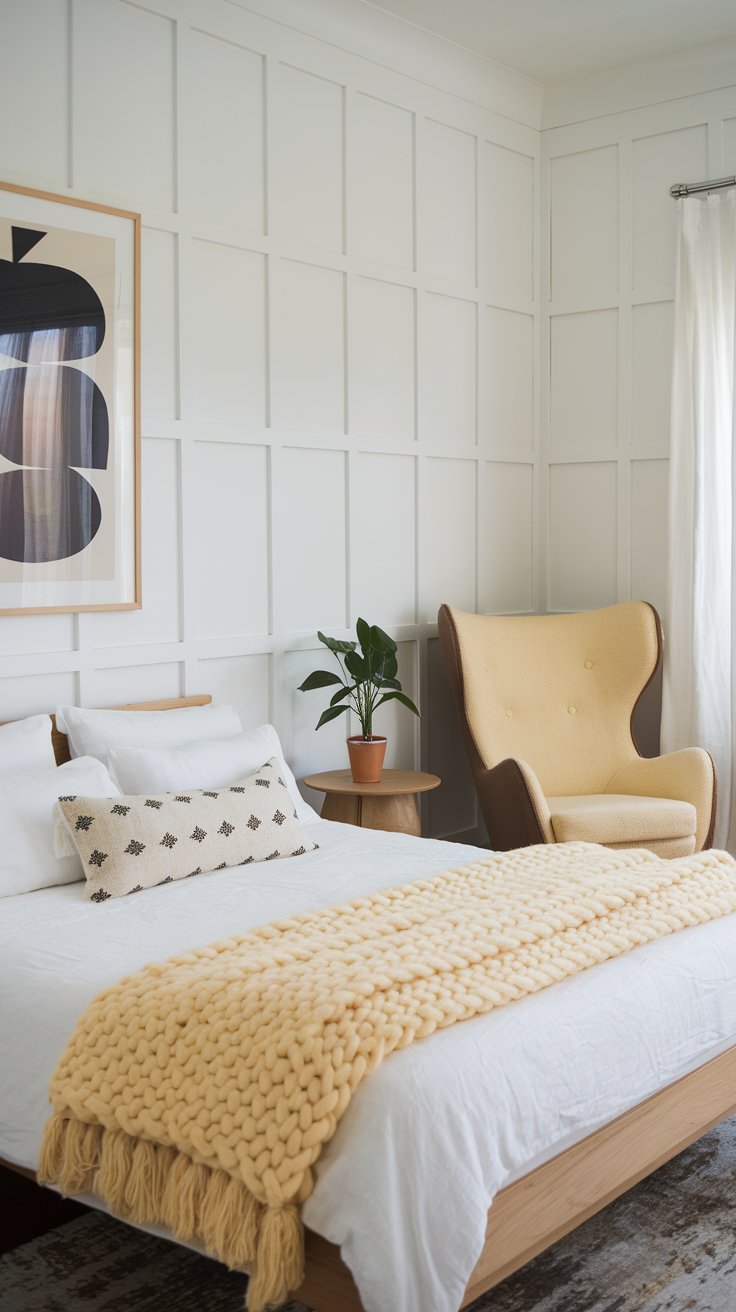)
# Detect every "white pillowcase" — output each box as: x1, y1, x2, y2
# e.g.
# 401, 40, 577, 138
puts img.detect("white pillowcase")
108, 724, 319, 826
0, 756, 120, 897
0, 714, 55, 777
55, 703, 243, 764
